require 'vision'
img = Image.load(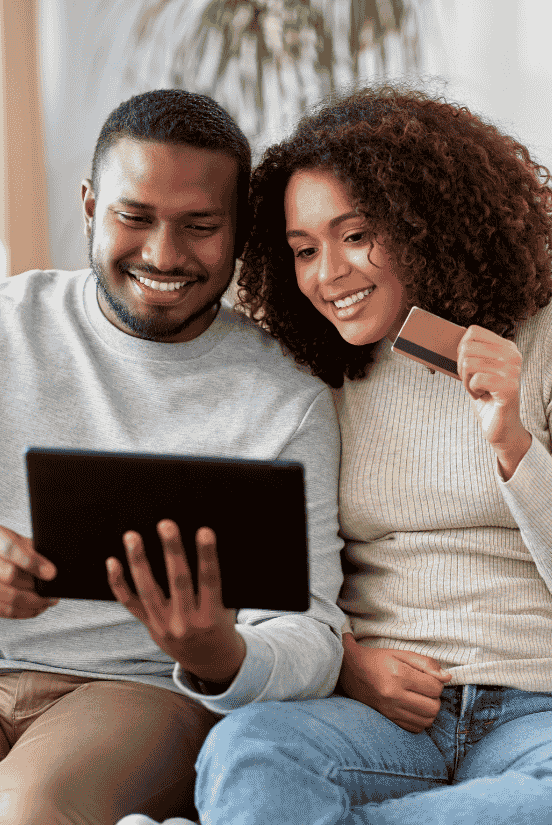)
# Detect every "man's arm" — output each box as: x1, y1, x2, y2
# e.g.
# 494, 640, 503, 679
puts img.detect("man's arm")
109, 387, 346, 714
